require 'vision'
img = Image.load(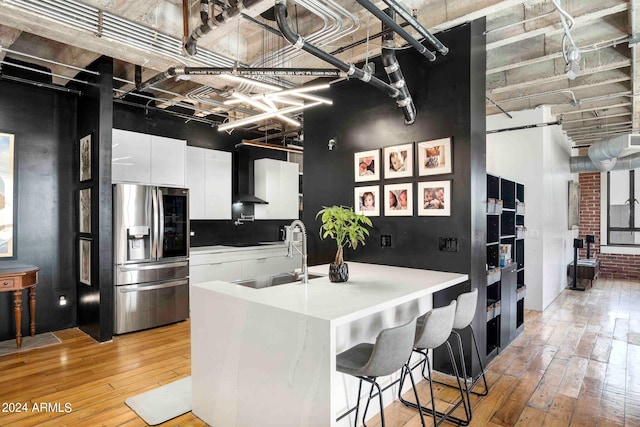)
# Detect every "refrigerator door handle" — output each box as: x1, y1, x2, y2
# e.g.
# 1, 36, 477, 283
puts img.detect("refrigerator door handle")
158, 188, 165, 259
151, 189, 159, 259
119, 261, 188, 272
118, 279, 189, 293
